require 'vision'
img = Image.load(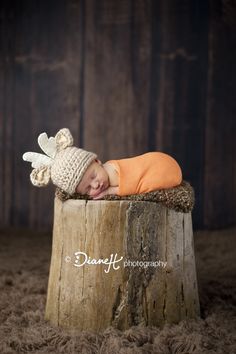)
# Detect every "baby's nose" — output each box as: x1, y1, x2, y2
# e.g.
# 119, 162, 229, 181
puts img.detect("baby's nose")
91, 180, 99, 189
